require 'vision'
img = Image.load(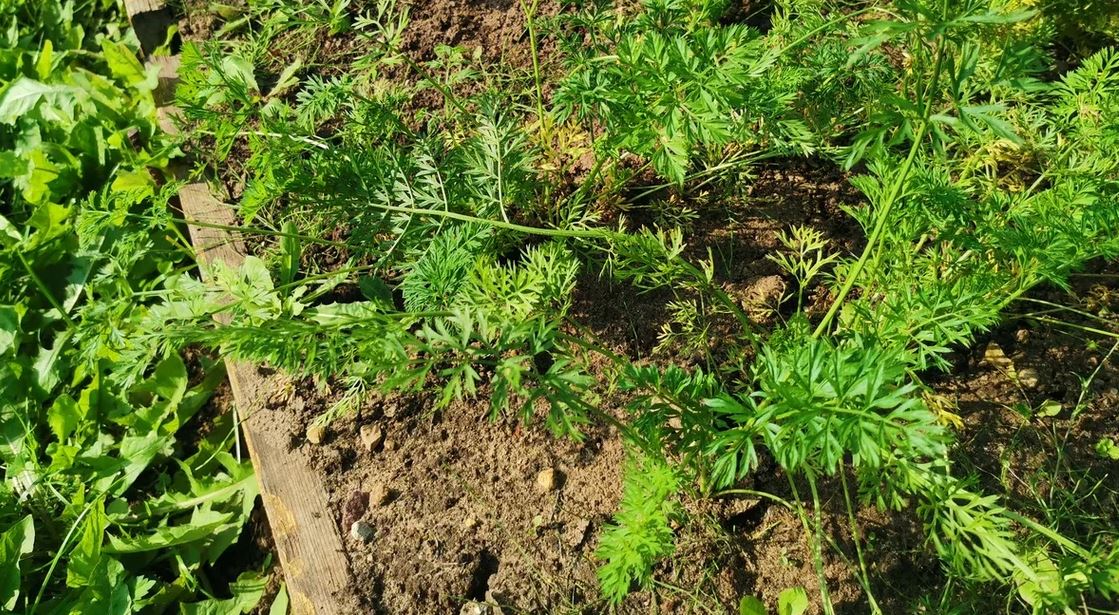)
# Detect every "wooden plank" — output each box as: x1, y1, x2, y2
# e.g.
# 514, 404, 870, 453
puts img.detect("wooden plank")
123, 0, 176, 56
166, 129, 355, 615
129, 23, 356, 609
